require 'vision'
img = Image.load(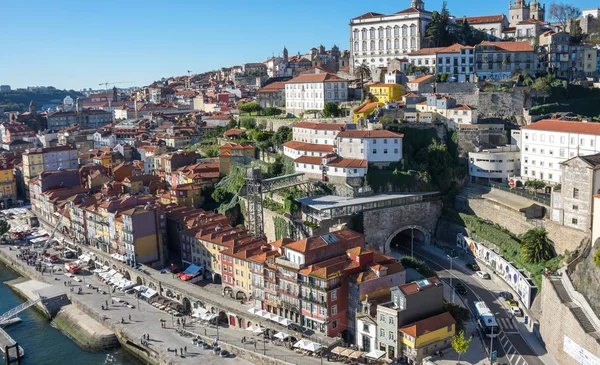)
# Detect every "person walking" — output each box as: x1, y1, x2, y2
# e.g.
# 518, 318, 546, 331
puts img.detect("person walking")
184, 346, 187, 354
129, 314, 131, 321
